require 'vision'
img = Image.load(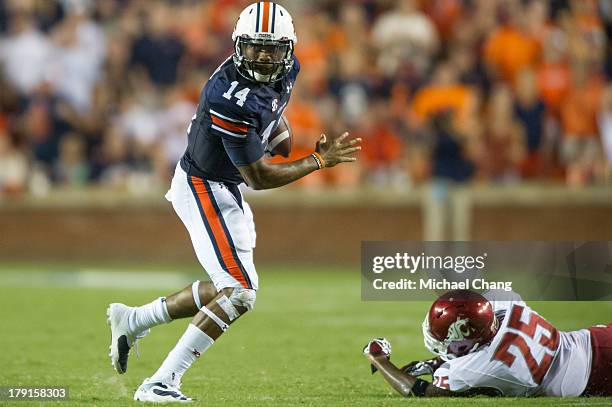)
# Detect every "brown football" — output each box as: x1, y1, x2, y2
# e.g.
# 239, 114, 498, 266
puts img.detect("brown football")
267, 115, 292, 158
